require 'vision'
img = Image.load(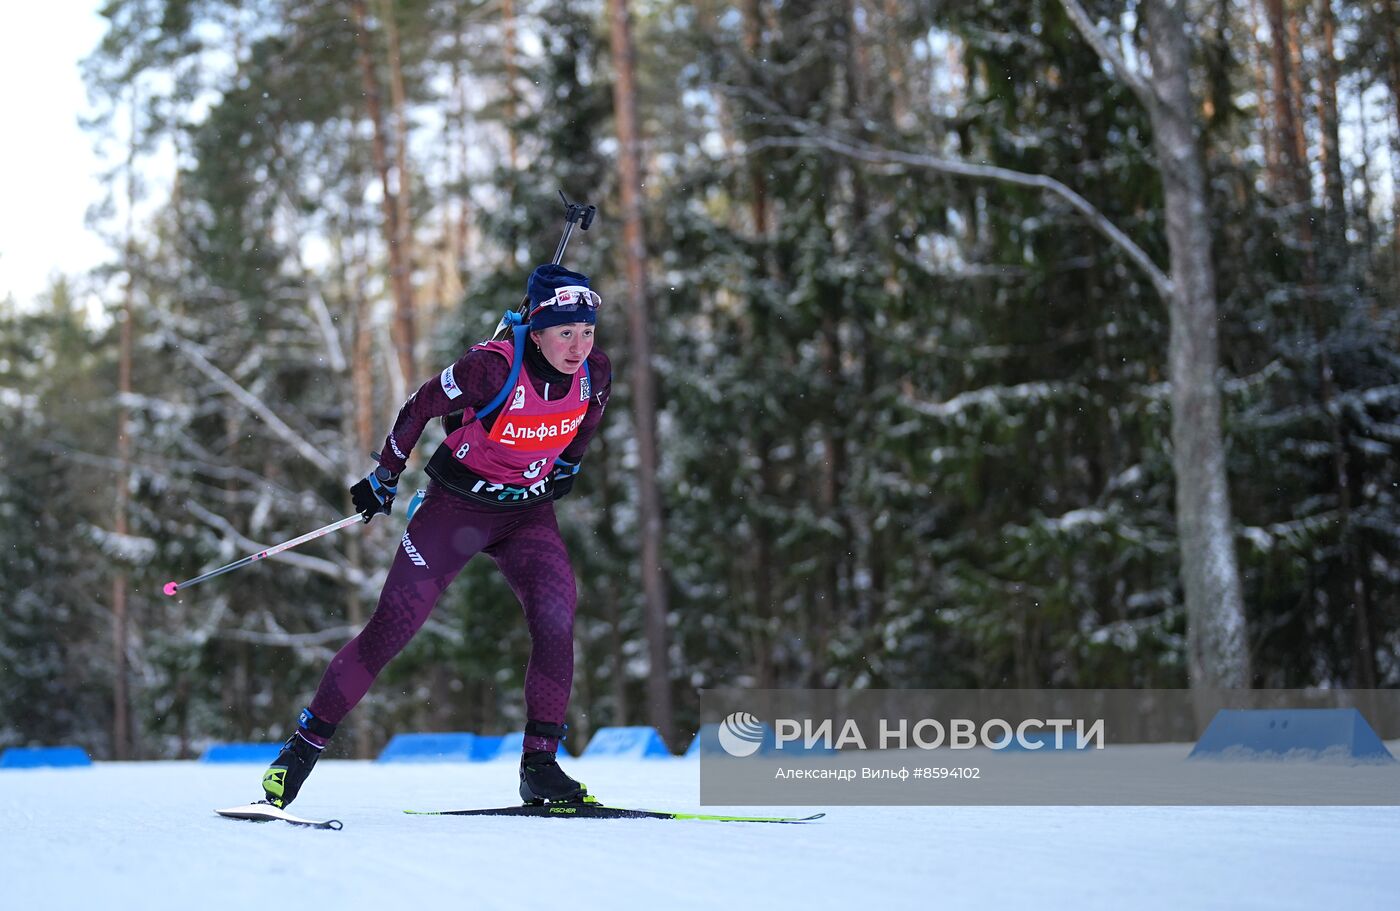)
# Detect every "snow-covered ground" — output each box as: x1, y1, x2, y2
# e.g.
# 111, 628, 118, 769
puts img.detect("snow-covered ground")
2, 757, 1397, 910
